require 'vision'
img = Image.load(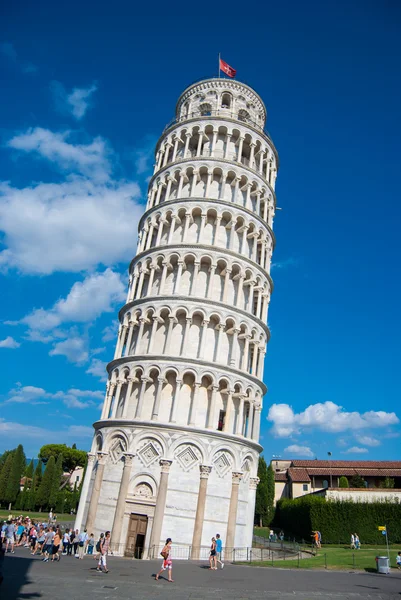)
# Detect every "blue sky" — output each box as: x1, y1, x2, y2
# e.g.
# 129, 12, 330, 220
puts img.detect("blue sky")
1, 1, 400, 459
